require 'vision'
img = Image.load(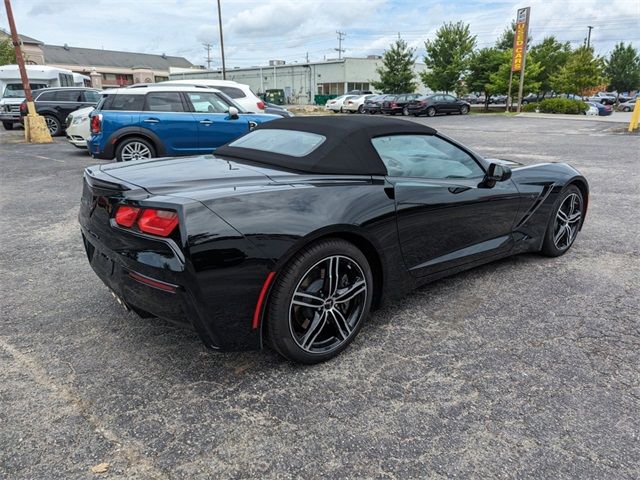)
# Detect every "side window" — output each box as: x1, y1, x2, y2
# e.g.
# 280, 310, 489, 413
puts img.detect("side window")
54, 90, 83, 102
217, 86, 246, 99
144, 92, 185, 112
397, 95, 406, 102
444, 95, 457, 102
371, 135, 485, 179
108, 94, 145, 111
186, 92, 231, 113
36, 91, 56, 101
83, 90, 101, 103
